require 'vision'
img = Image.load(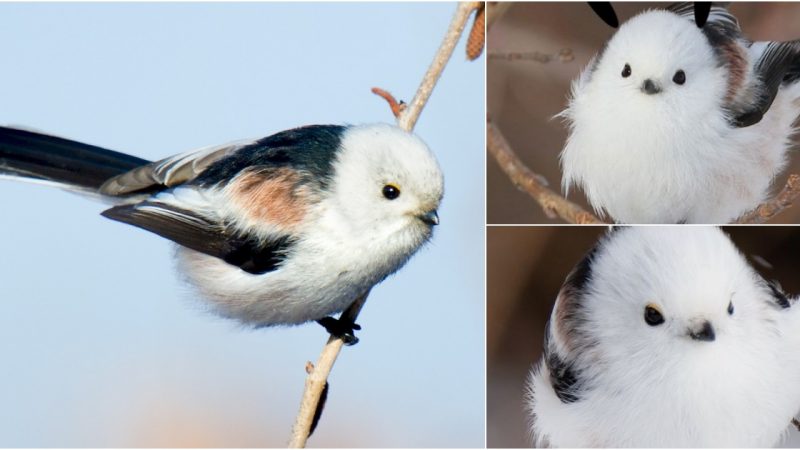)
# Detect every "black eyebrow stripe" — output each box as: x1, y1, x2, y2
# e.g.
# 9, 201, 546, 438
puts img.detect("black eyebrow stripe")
588, 2, 619, 28
694, 2, 711, 28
